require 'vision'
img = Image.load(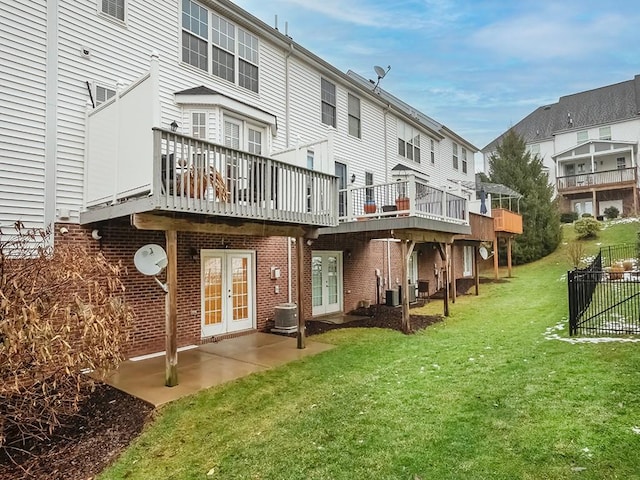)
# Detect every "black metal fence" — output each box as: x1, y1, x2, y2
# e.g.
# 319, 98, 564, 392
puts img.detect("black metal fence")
568, 244, 640, 336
